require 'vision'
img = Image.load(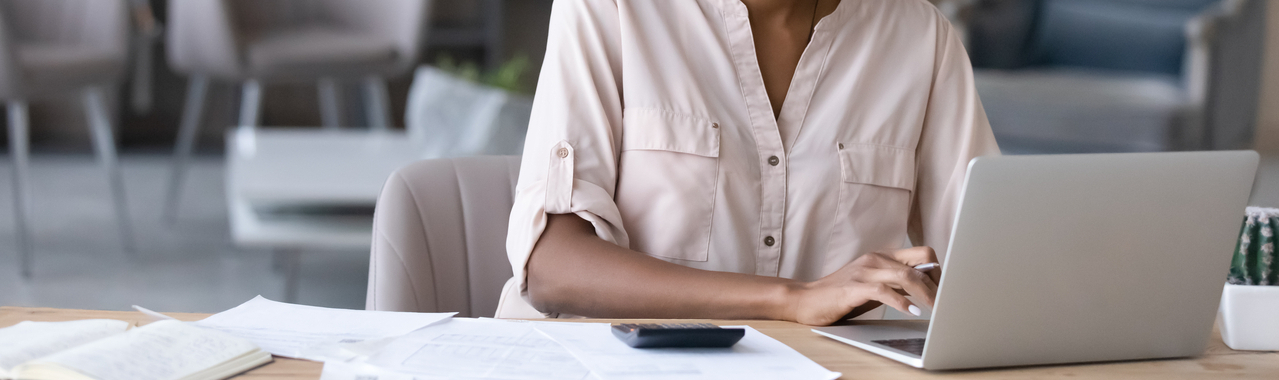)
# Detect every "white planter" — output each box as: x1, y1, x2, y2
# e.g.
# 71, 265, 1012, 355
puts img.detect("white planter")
1219, 283, 1279, 351
405, 66, 533, 159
